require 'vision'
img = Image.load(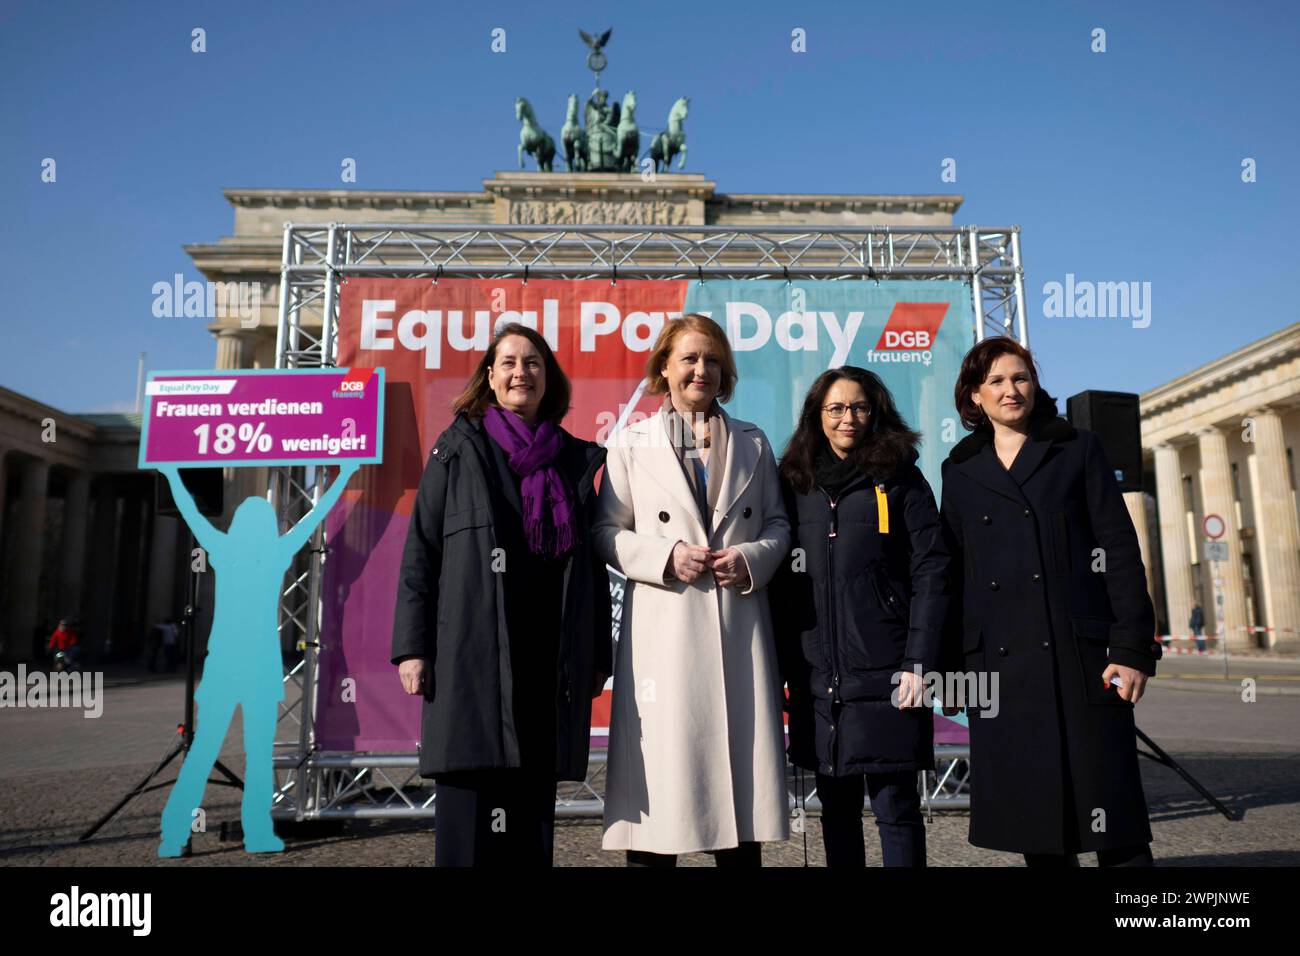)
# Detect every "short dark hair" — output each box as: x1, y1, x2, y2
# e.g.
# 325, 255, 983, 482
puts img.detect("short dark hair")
451, 323, 572, 424
953, 337, 1057, 431
779, 366, 922, 494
